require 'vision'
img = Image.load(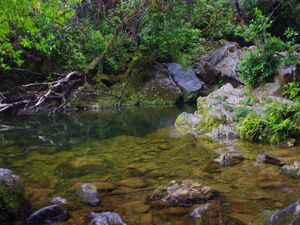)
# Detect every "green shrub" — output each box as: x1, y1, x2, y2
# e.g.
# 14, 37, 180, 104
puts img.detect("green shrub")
238, 9, 296, 87
238, 101, 300, 144
283, 82, 300, 102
